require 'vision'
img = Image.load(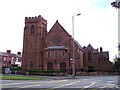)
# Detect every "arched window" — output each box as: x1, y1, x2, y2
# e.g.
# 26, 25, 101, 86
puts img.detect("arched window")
88, 51, 92, 61
47, 62, 53, 70
61, 51, 65, 58
30, 43, 32, 48
60, 62, 66, 71
43, 27, 47, 37
48, 51, 51, 58
54, 51, 57, 58
29, 61, 34, 69
30, 25, 35, 35
52, 35, 61, 45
